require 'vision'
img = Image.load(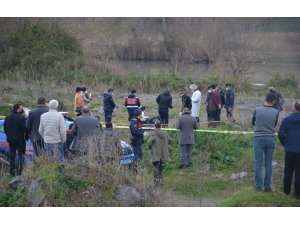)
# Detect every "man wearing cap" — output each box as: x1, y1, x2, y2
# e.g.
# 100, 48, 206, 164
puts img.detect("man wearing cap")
176, 107, 198, 169
129, 108, 144, 162
125, 89, 141, 122
225, 84, 235, 121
